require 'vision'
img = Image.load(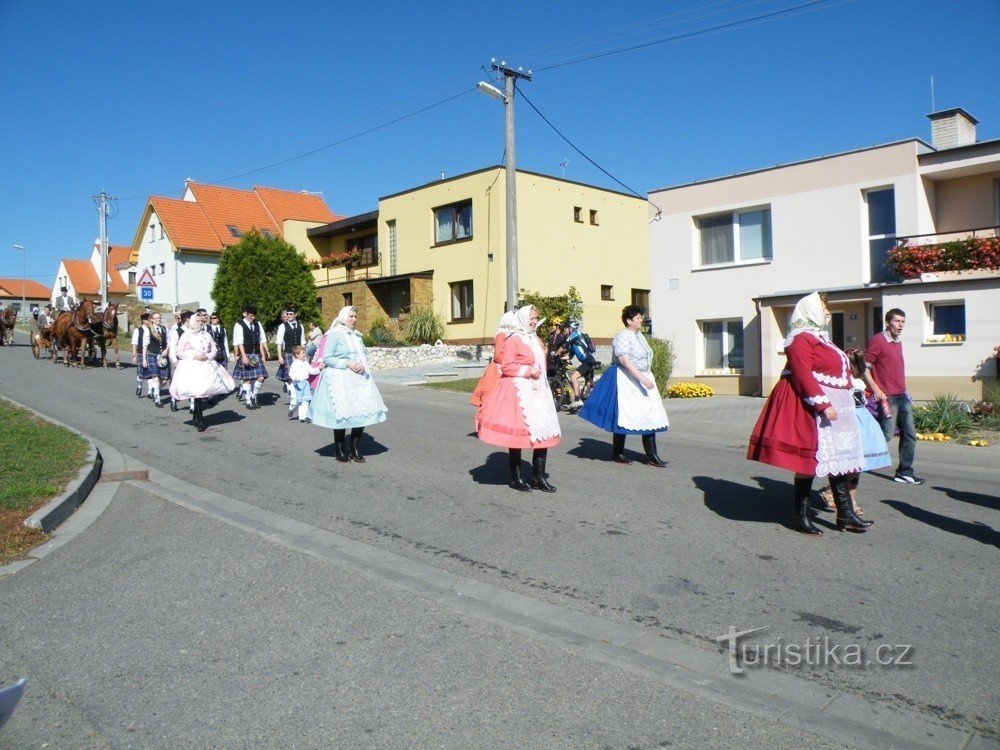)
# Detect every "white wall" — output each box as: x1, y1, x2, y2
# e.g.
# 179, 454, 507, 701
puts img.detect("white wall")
175, 253, 220, 311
